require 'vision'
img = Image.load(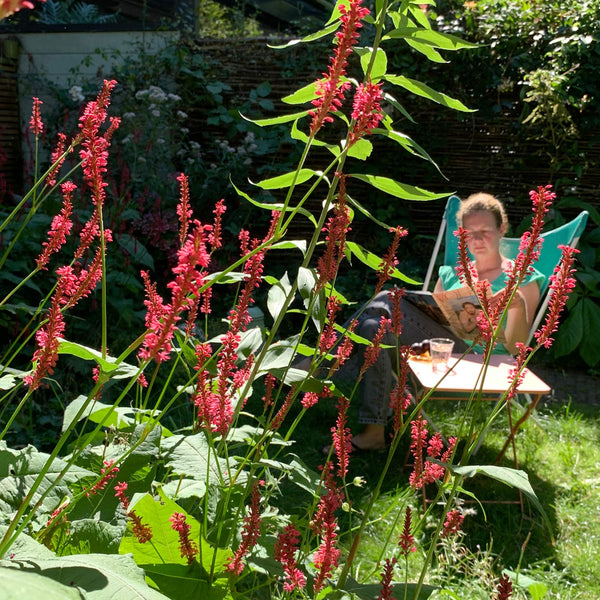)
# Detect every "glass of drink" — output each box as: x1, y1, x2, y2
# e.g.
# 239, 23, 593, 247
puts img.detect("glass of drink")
429, 338, 455, 374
